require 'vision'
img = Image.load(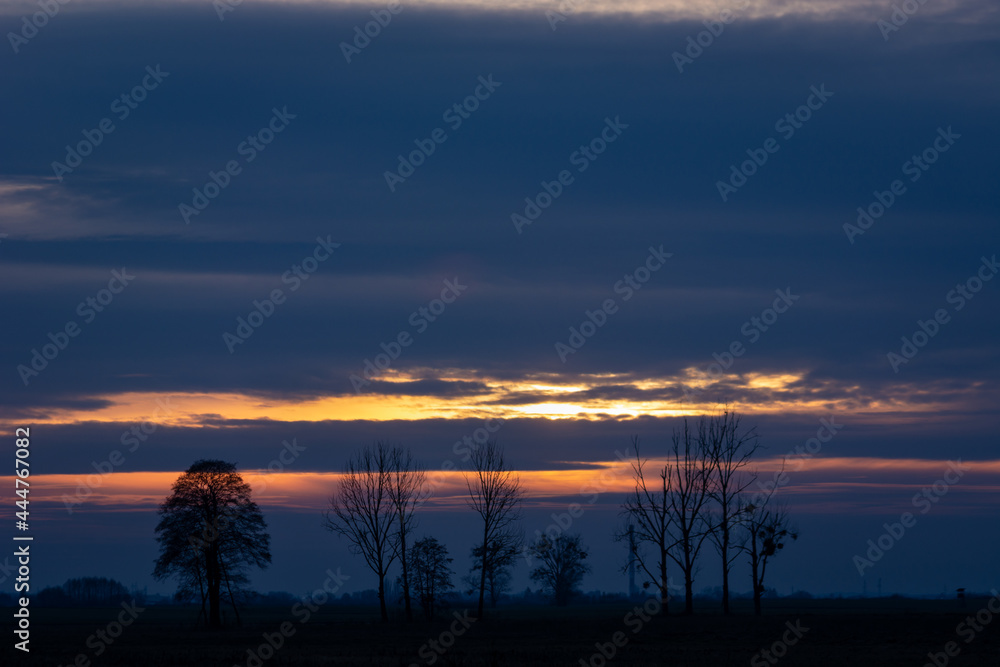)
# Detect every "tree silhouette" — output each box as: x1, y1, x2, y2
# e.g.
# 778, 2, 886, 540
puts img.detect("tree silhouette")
37, 577, 137, 607
465, 540, 518, 607
171, 538, 210, 617
387, 446, 426, 622
153, 459, 271, 629
618, 436, 673, 614
665, 420, 713, 615
742, 486, 798, 615
527, 533, 591, 606
704, 409, 759, 614
407, 537, 453, 620
324, 442, 398, 622
465, 439, 523, 618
